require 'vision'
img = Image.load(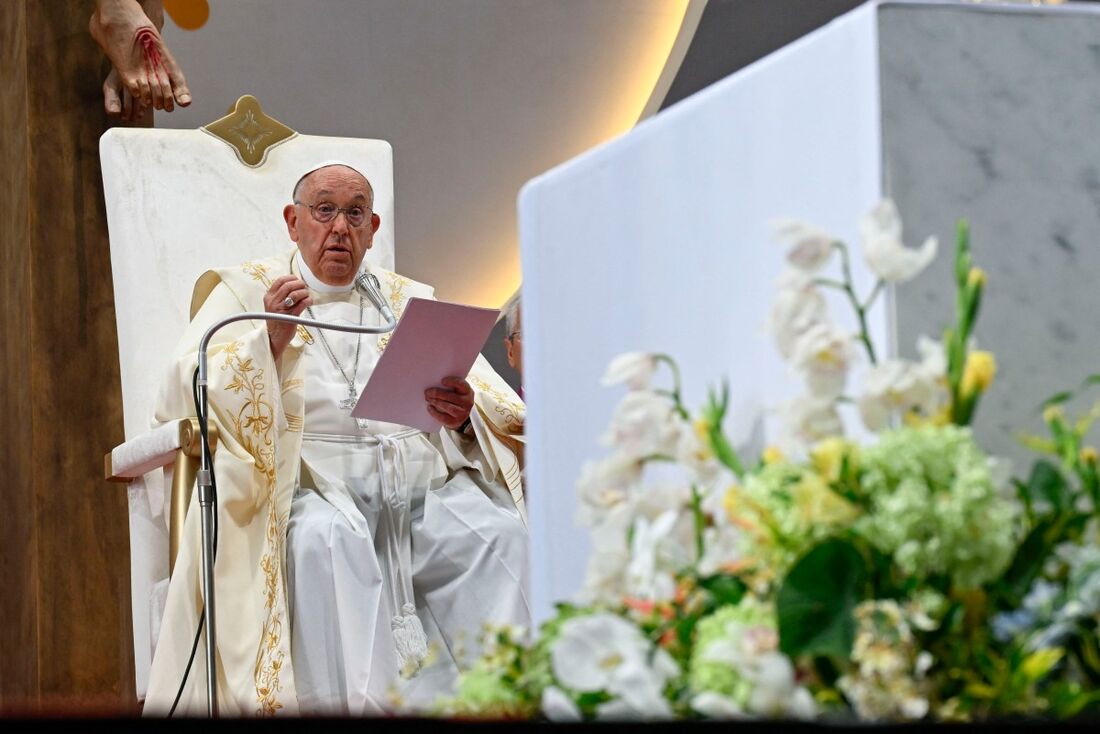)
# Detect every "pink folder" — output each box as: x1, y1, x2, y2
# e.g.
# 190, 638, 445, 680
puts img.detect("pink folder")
352, 297, 500, 432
